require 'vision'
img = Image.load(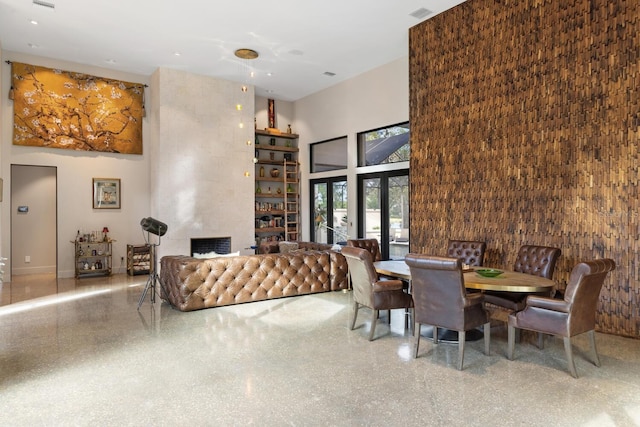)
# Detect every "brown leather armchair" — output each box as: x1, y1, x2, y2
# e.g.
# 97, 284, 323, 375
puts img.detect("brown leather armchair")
341, 246, 413, 341
507, 258, 615, 378
484, 245, 561, 313
405, 254, 490, 370
346, 239, 382, 262
447, 240, 486, 266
